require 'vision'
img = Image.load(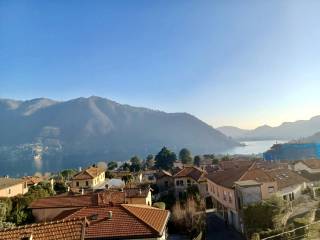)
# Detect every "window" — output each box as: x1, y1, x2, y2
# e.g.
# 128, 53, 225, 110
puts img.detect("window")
8, 189, 11, 194
76, 181, 79, 187
187, 179, 191, 186
228, 192, 232, 203
223, 191, 227, 201
86, 181, 89, 186
268, 186, 274, 193
176, 180, 180, 186
164, 181, 169, 187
